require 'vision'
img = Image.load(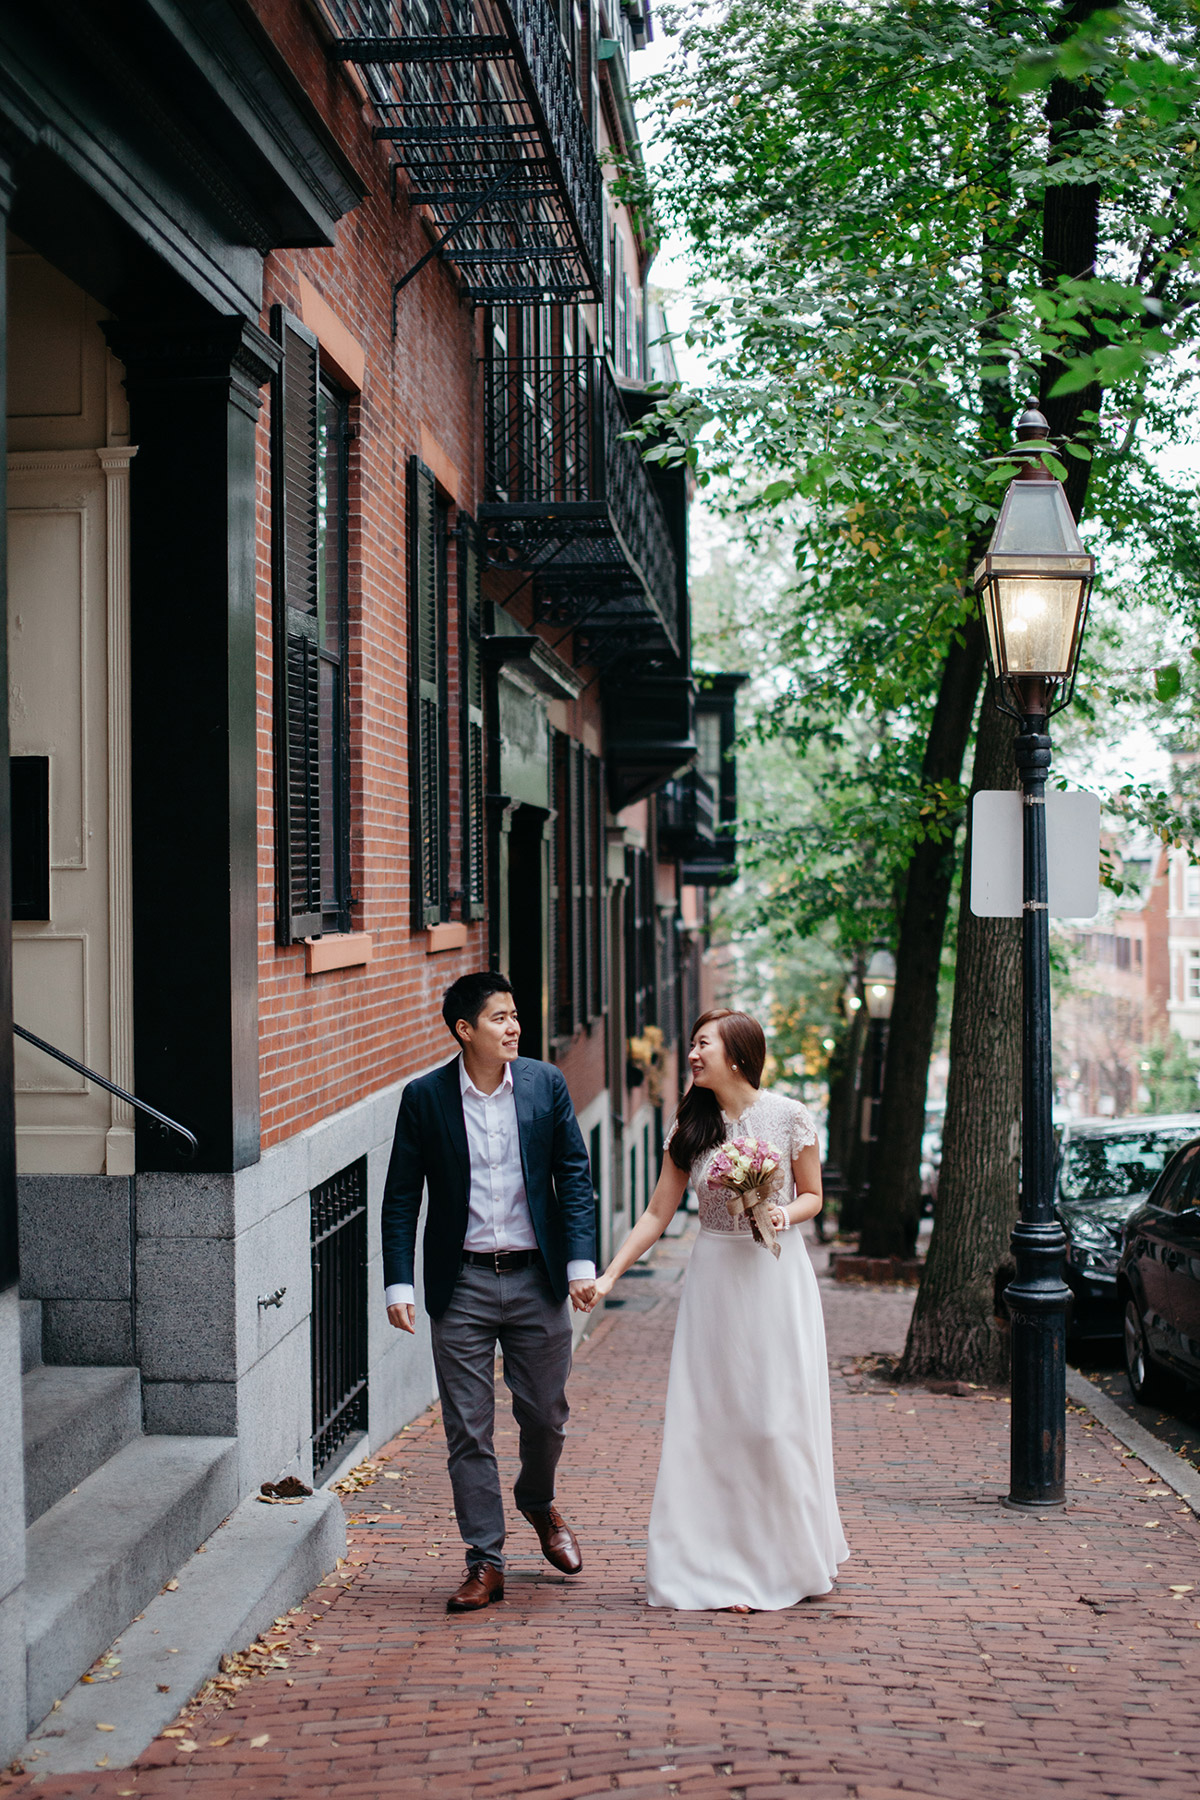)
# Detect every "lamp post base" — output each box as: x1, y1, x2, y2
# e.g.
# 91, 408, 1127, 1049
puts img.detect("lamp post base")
1000, 1495, 1067, 1512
